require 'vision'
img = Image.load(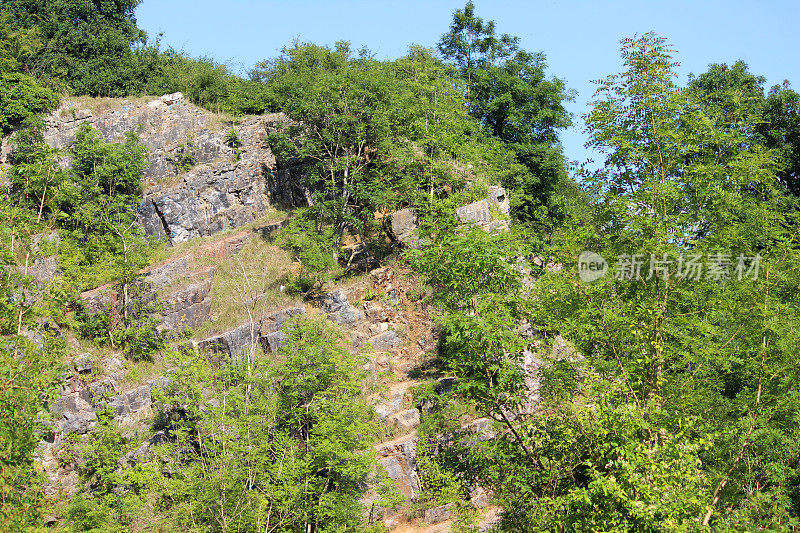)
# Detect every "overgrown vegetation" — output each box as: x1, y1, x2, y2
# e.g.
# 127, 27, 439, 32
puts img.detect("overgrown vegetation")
60, 317, 389, 531
408, 33, 800, 531
1, 1, 799, 531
